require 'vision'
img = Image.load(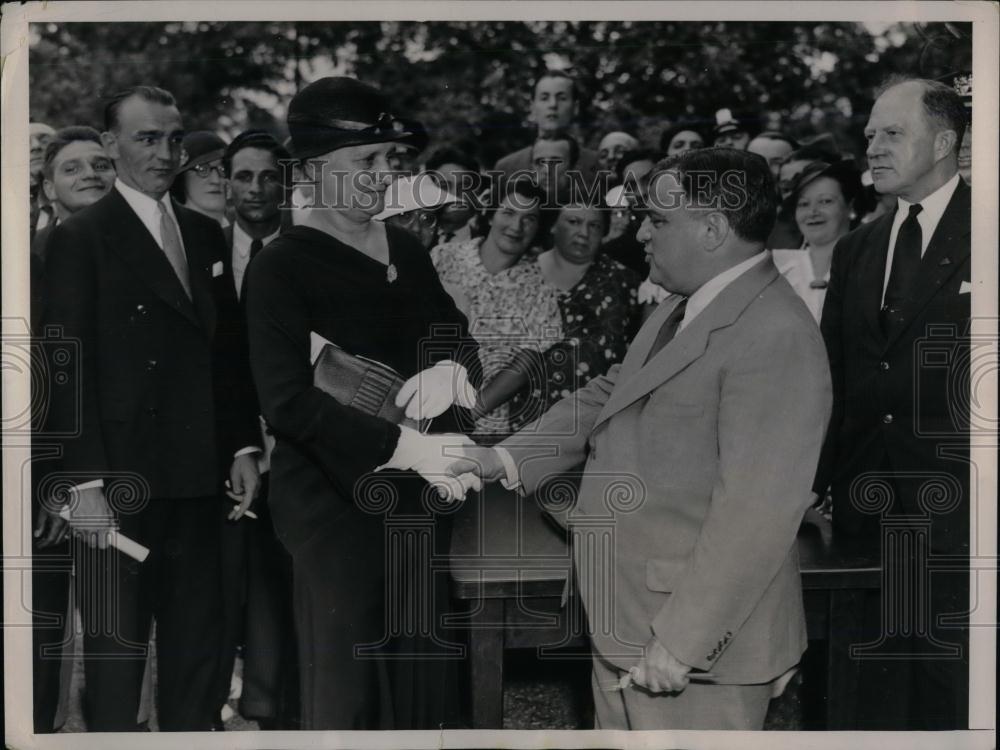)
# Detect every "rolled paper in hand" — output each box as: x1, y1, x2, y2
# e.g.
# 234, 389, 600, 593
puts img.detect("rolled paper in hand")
57, 510, 150, 562
108, 531, 150, 562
